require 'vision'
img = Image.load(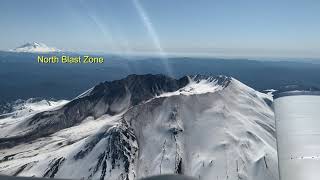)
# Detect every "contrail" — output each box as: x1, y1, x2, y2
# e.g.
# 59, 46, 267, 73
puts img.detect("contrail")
78, 0, 135, 74
132, 0, 173, 76
79, 0, 118, 52
84, 12, 135, 72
